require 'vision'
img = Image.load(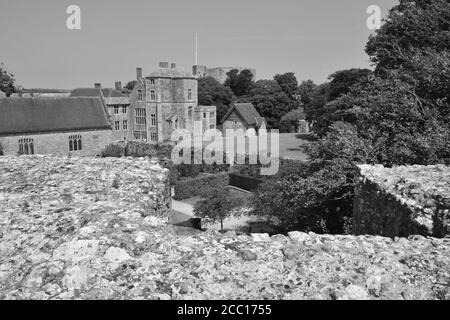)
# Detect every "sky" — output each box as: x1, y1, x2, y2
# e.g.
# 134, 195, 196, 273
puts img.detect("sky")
0, 0, 398, 89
